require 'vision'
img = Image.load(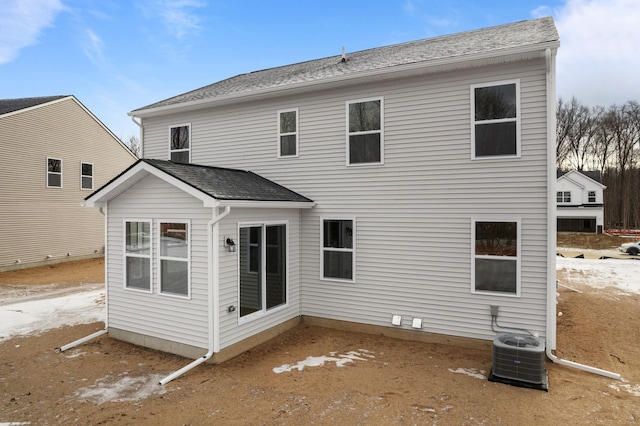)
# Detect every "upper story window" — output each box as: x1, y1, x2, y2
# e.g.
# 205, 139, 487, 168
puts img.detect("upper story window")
278, 109, 298, 157
47, 157, 62, 188
81, 162, 93, 190
169, 124, 190, 164
472, 219, 520, 296
321, 218, 355, 282
588, 191, 596, 203
557, 191, 571, 203
347, 98, 383, 165
471, 81, 520, 158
